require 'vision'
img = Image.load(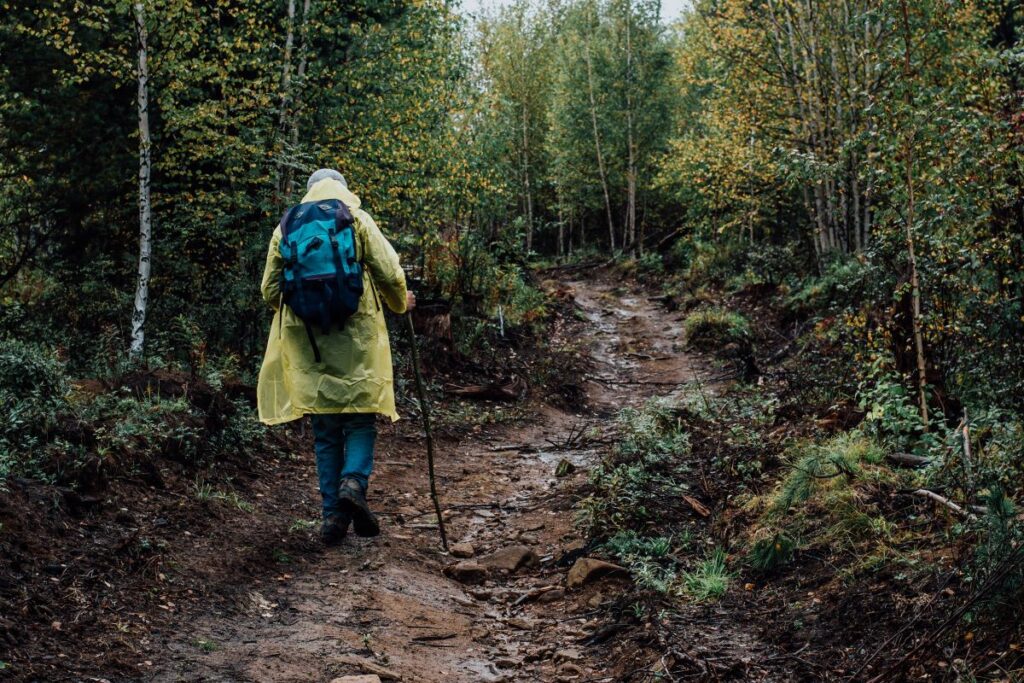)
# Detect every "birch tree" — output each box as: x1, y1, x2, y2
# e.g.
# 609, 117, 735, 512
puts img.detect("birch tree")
129, 0, 152, 361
